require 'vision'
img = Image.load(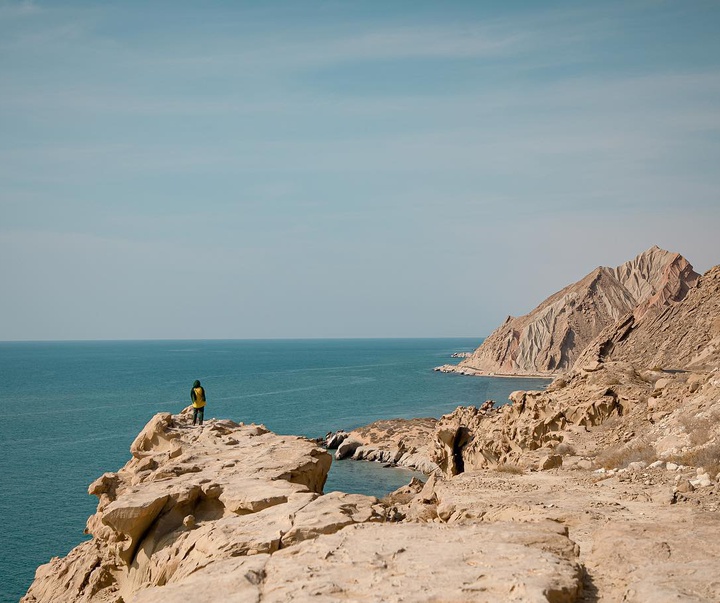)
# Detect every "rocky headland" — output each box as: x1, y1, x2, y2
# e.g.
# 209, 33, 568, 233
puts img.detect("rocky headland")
436, 246, 699, 377
23, 252, 720, 602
